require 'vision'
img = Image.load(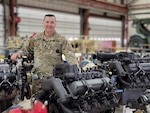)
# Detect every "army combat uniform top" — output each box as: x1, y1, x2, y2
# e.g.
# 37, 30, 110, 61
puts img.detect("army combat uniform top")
19, 31, 78, 77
